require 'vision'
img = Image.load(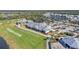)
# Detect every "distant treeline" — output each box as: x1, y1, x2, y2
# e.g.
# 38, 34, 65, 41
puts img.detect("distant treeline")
0, 10, 79, 20
0, 11, 47, 22
0, 10, 79, 15
49, 10, 79, 15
